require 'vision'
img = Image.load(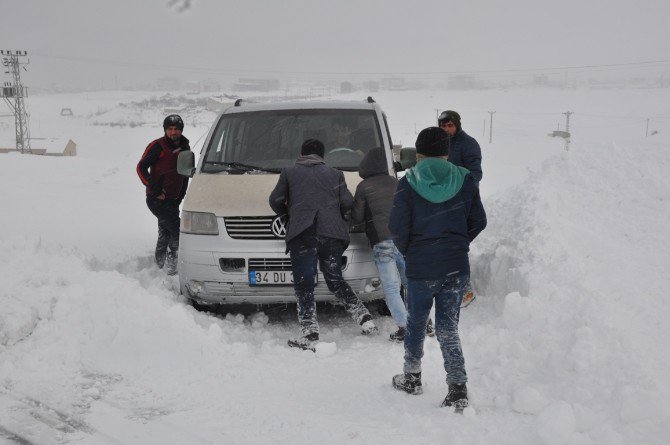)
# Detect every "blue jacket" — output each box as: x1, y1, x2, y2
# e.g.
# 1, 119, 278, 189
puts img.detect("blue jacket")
449, 130, 482, 183
389, 158, 486, 280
